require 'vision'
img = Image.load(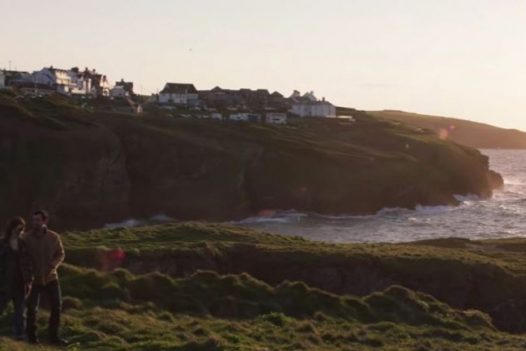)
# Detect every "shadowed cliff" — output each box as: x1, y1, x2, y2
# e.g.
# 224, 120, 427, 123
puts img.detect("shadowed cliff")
0, 92, 502, 230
